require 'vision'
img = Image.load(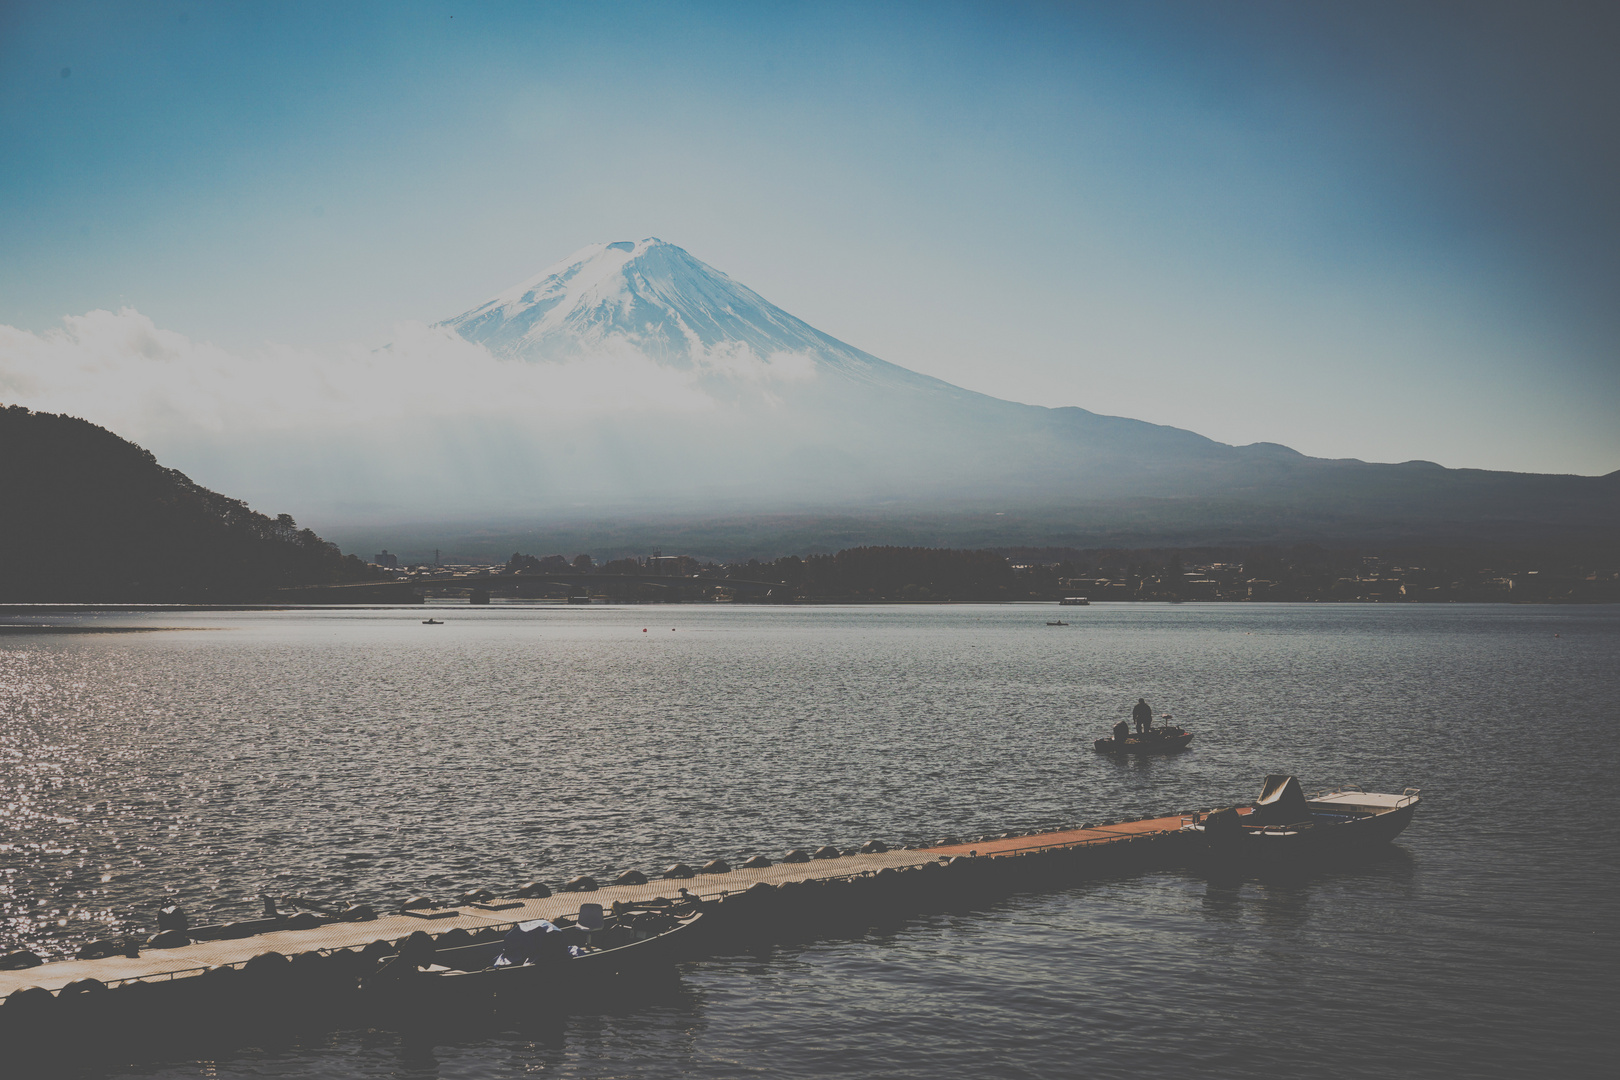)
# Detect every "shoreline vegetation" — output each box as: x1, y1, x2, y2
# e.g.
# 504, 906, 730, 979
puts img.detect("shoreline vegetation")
351, 544, 1616, 605
0, 406, 382, 603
